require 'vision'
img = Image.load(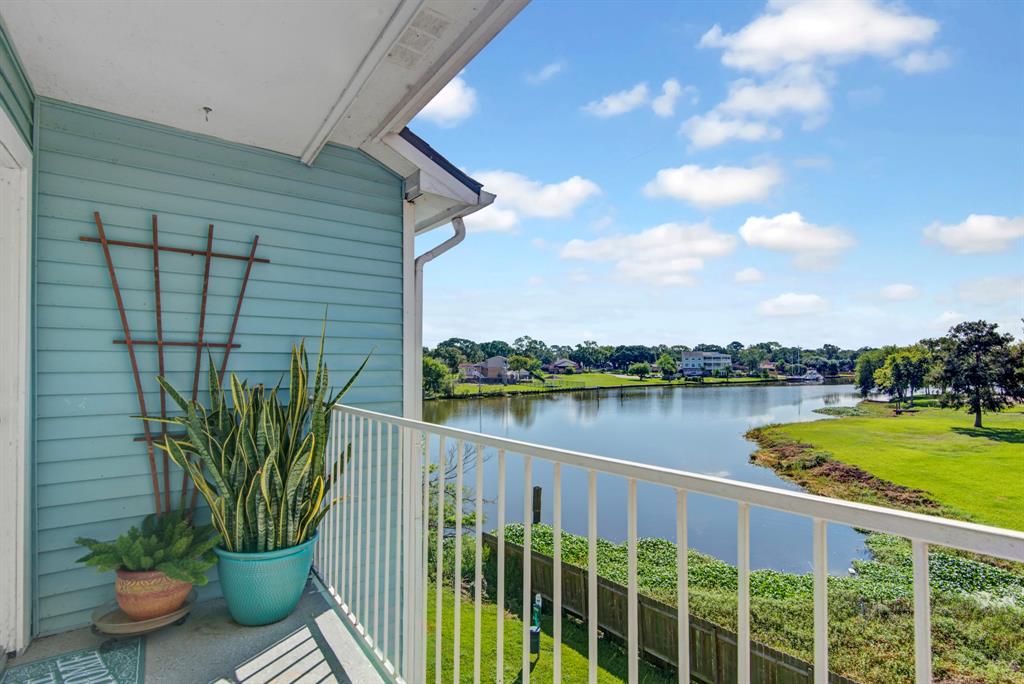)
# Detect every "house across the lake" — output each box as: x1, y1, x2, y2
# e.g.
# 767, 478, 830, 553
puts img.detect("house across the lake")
681, 350, 732, 376
459, 355, 511, 382
544, 358, 582, 373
